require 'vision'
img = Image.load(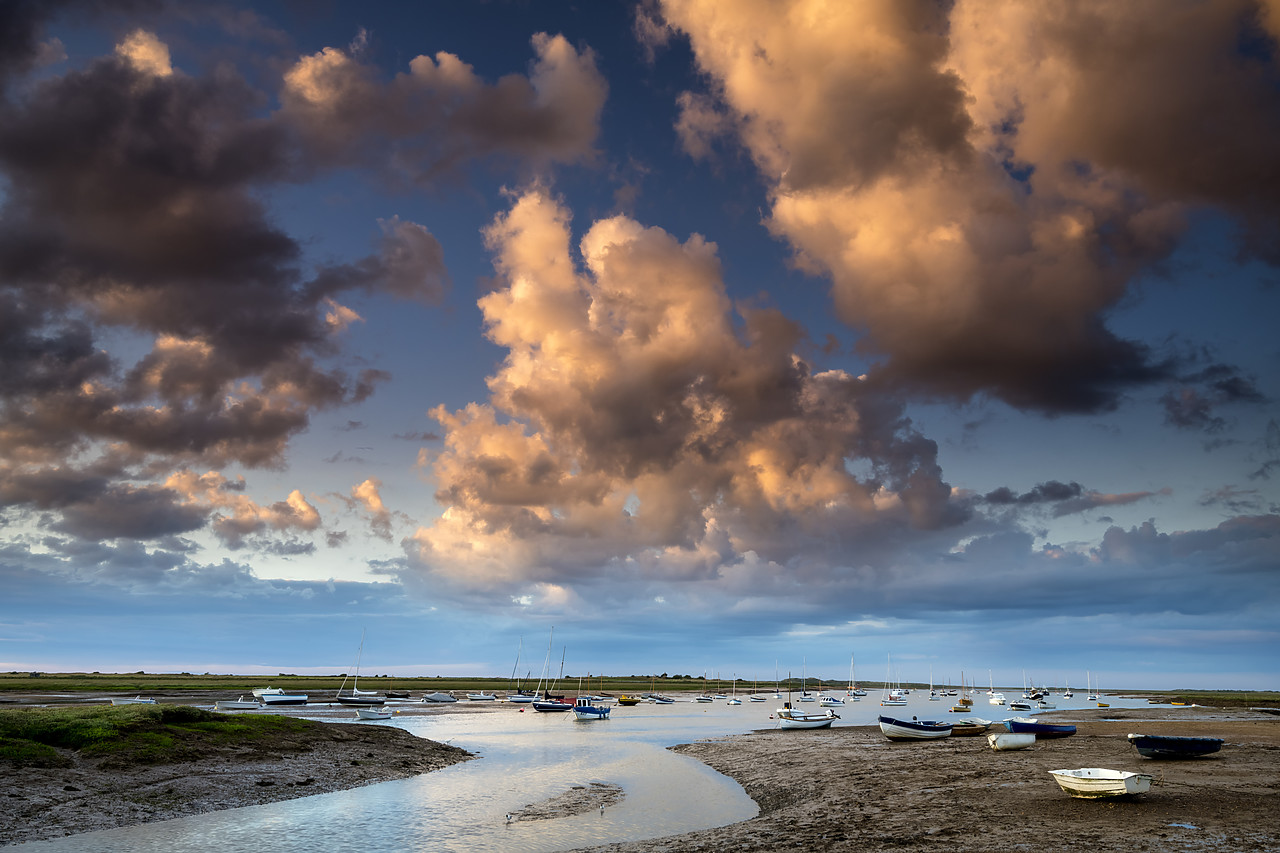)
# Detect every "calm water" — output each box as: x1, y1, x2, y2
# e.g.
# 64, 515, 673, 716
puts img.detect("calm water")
13, 690, 1155, 852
